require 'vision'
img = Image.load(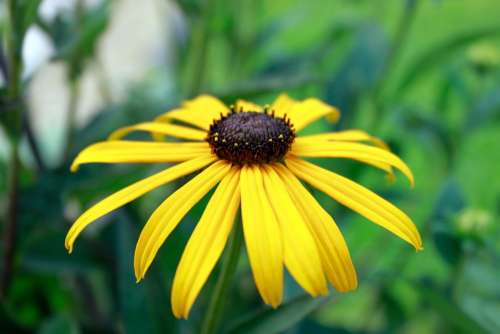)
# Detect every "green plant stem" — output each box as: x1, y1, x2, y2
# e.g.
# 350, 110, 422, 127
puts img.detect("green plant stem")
63, 0, 85, 161
2, 0, 23, 297
64, 78, 81, 160
183, 0, 216, 97
5, 0, 22, 136
201, 221, 243, 334
2, 146, 20, 297
23, 116, 46, 172
95, 58, 113, 104
370, 0, 419, 120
